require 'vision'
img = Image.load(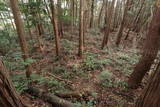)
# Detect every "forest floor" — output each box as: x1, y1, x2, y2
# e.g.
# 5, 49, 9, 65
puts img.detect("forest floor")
10, 28, 145, 107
